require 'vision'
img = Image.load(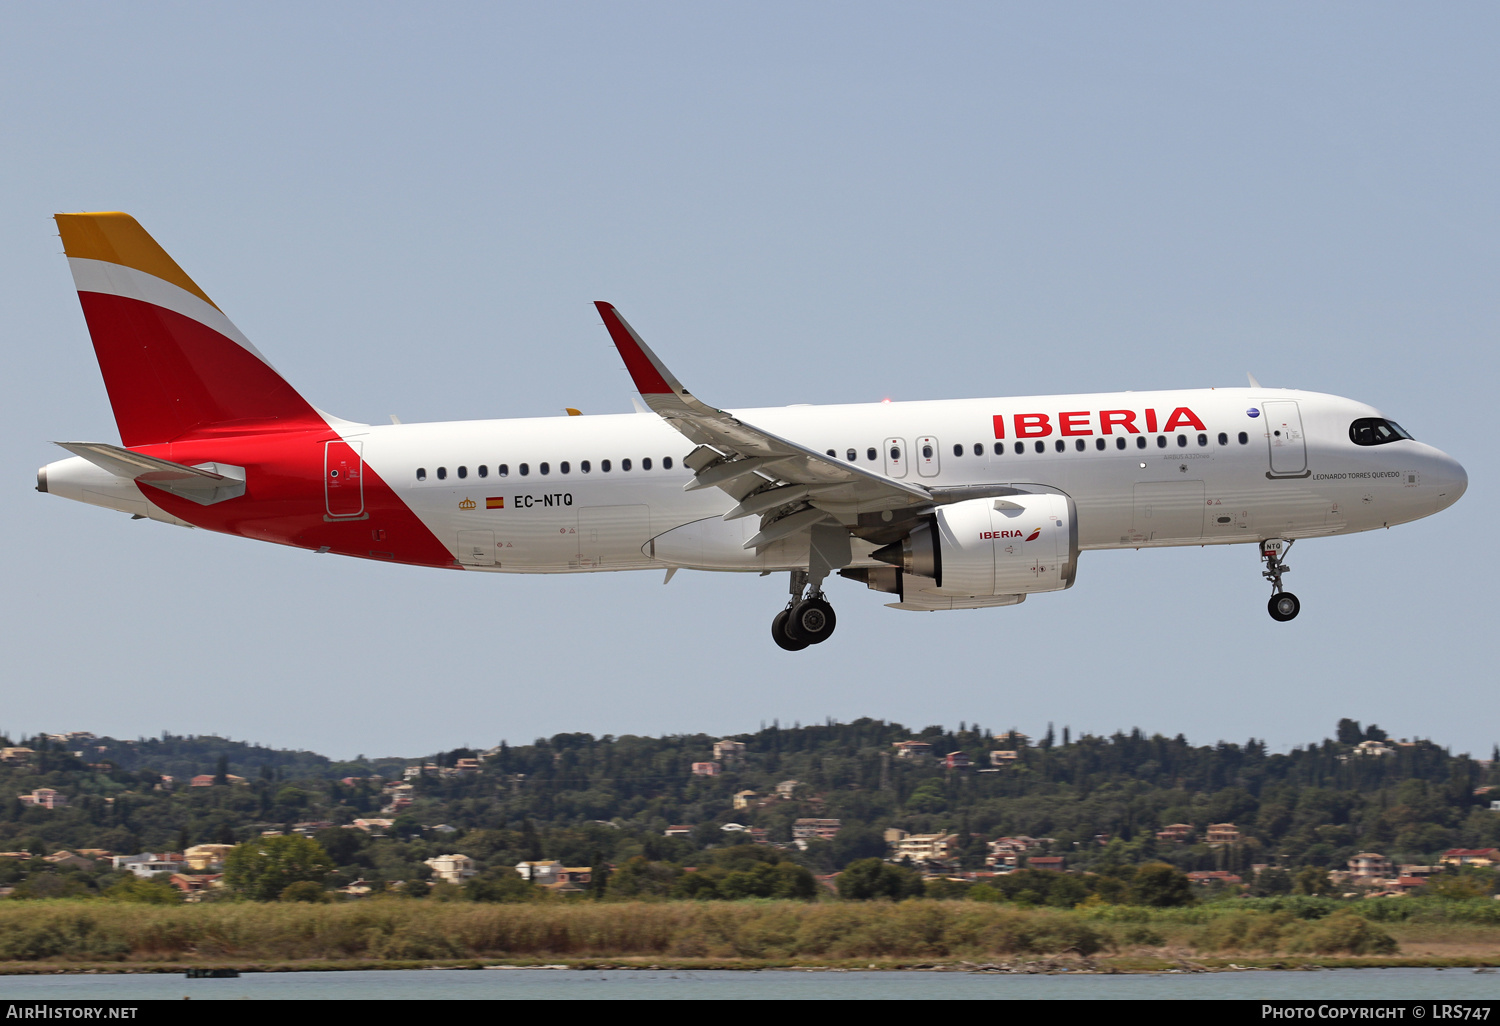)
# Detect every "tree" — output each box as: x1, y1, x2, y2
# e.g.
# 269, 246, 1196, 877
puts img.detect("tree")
1130, 863, 1195, 907
589, 851, 609, 900
1251, 867, 1293, 897
102, 874, 180, 904
837, 858, 924, 900
1292, 866, 1336, 897
464, 871, 536, 903
521, 820, 543, 861
830, 824, 888, 871
214, 754, 229, 786
279, 880, 331, 903
224, 836, 333, 901
314, 827, 364, 866
1336, 719, 1364, 746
